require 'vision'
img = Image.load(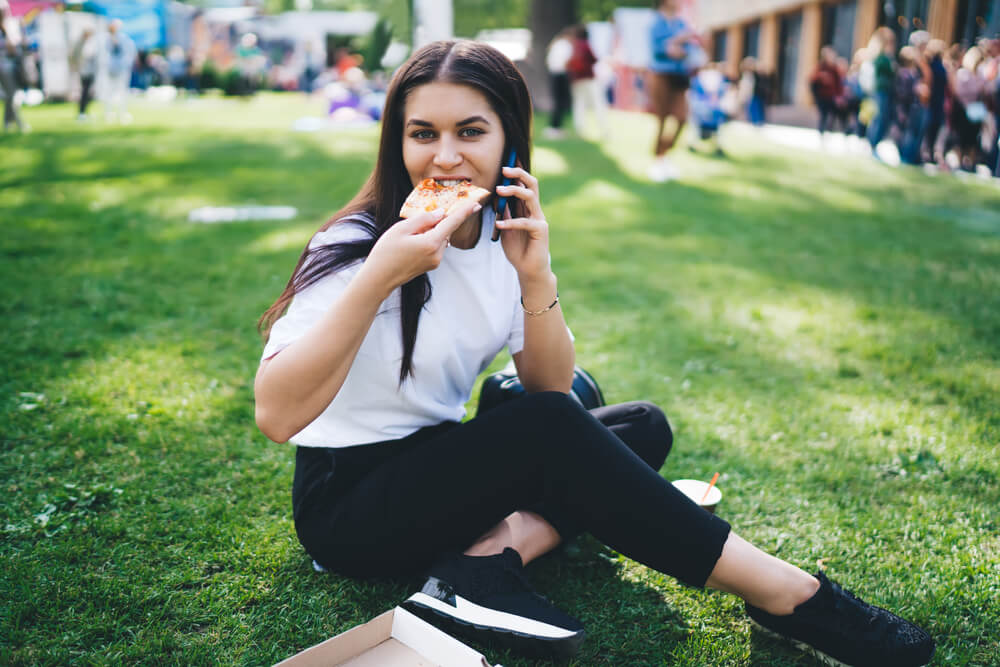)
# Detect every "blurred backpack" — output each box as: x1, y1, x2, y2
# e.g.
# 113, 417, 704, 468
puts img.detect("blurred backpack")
477, 362, 605, 416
